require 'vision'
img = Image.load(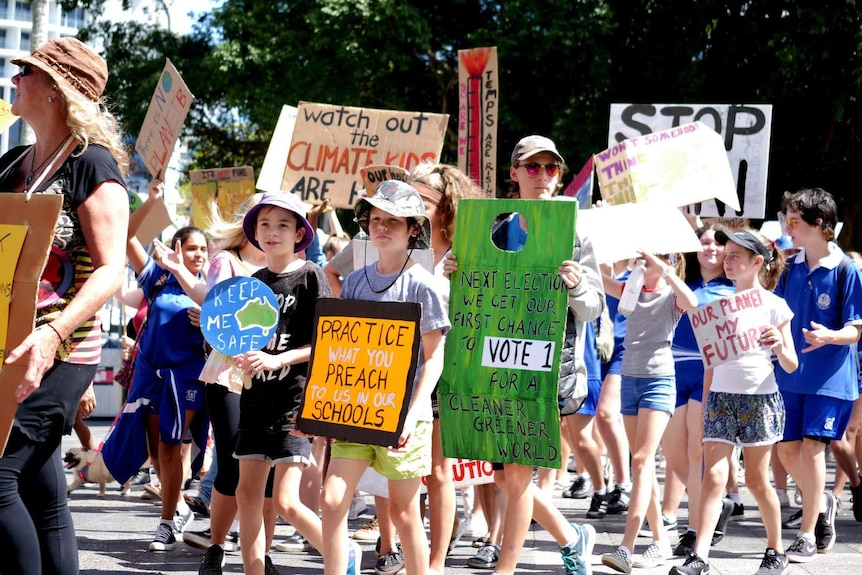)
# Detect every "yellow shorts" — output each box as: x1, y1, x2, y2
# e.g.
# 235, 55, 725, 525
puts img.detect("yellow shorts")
331, 420, 432, 480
